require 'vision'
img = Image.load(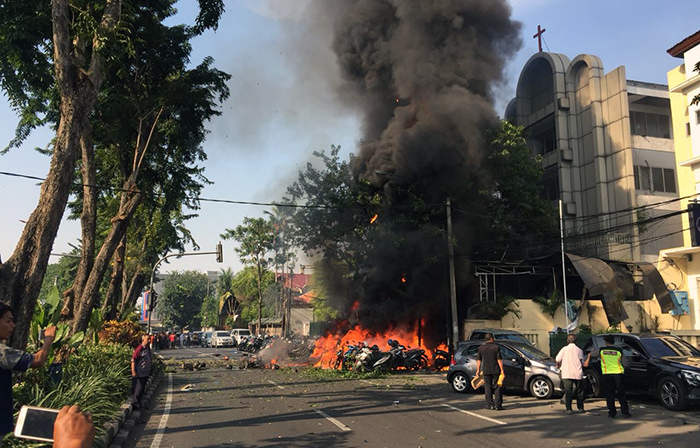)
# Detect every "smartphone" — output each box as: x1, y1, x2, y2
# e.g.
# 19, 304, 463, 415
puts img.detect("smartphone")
14, 405, 59, 442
